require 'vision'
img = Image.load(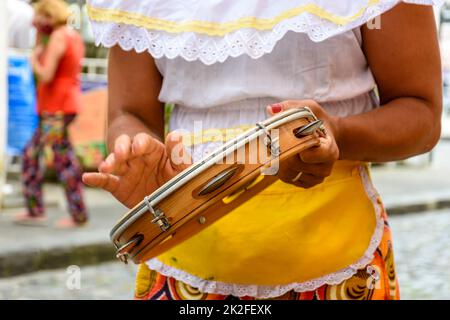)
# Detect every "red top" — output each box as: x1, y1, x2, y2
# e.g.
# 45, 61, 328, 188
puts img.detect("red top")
37, 29, 85, 115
